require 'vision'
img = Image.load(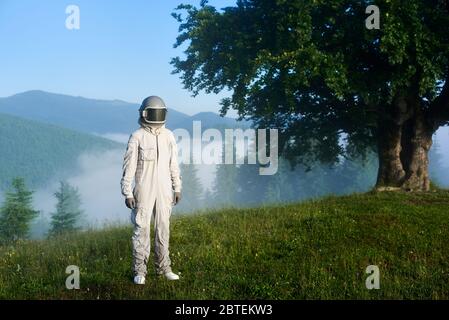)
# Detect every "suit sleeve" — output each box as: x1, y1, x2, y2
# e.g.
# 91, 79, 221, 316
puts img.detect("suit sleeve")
121, 134, 139, 198
169, 134, 182, 193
